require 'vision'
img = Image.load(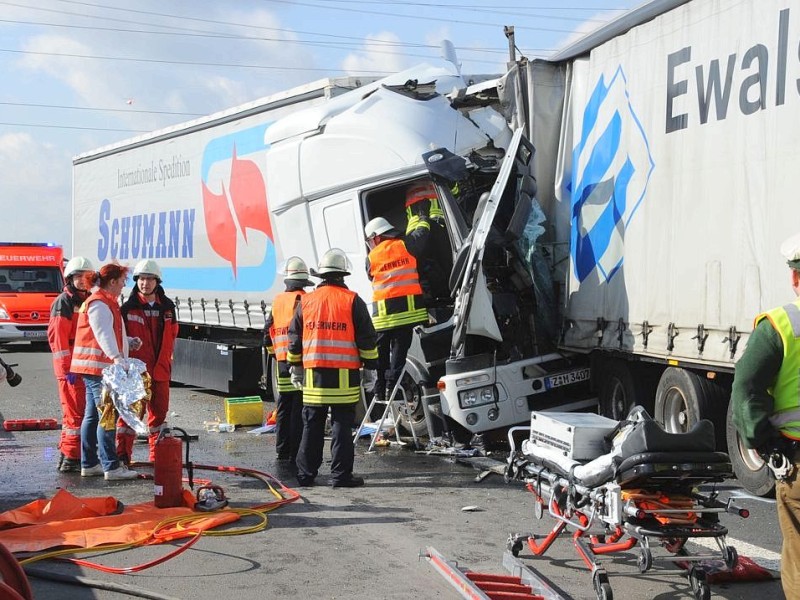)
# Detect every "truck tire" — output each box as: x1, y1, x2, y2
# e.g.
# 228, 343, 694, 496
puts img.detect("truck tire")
726, 400, 775, 497
653, 367, 726, 450
597, 359, 656, 421
394, 358, 430, 438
